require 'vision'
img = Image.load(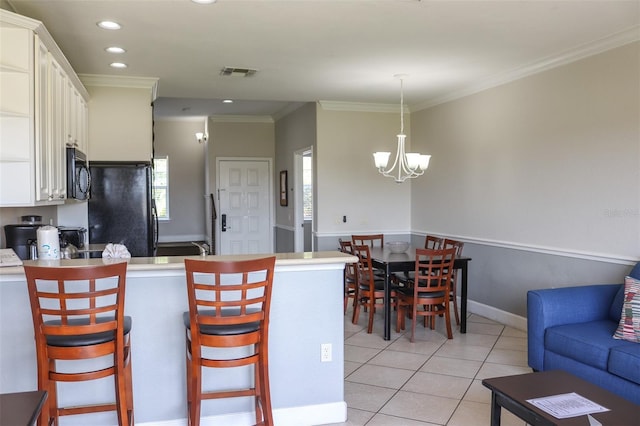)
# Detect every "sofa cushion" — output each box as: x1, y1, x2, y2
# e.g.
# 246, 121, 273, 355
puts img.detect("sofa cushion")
610, 263, 640, 322
546, 320, 618, 370
608, 342, 640, 385
613, 276, 640, 343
